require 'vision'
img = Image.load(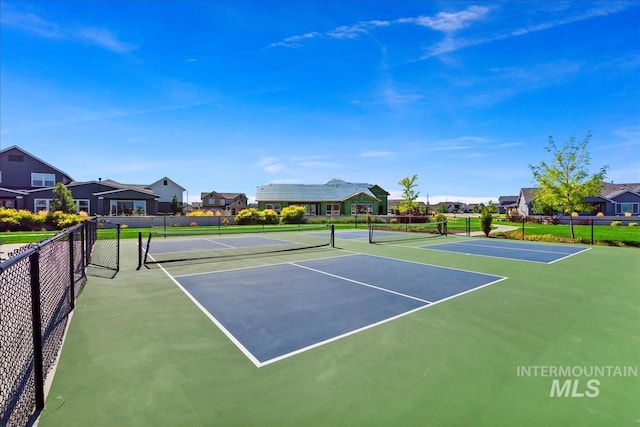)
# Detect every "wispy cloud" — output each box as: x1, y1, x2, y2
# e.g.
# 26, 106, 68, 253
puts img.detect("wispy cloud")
360, 151, 394, 158
397, 6, 490, 32
268, 5, 487, 49
257, 155, 342, 173
1, 6, 135, 53
421, 3, 632, 58
268, 20, 390, 48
